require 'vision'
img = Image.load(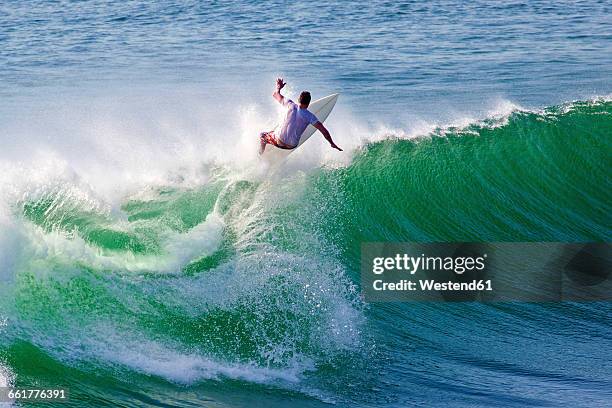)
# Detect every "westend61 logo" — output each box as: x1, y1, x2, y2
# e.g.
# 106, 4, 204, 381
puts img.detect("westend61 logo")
361, 243, 611, 302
